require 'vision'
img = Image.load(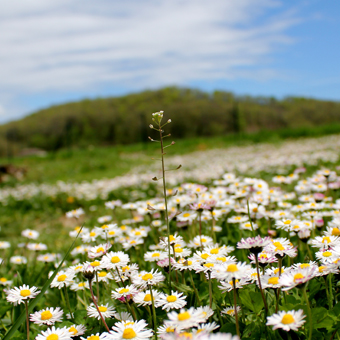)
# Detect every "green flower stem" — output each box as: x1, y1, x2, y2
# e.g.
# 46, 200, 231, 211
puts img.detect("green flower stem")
24, 301, 29, 340
232, 278, 241, 338
236, 289, 245, 324
64, 286, 75, 321
324, 276, 332, 309
158, 123, 172, 293
208, 272, 213, 308
329, 274, 334, 308
149, 284, 158, 340
246, 200, 256, 237
302, 286, 313, 340
189, 271, 201, 306
96, 272, 100, 303
254, 255, 268, 313
89, 280, 111, 333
